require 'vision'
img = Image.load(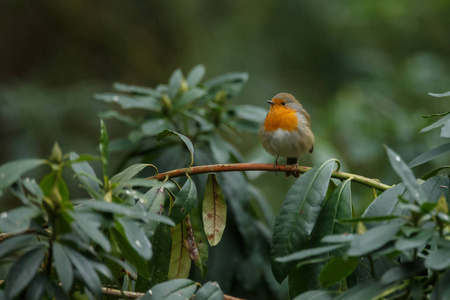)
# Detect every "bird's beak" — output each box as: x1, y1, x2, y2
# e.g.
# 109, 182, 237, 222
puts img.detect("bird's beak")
267, 100, 274, 105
